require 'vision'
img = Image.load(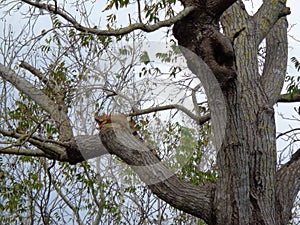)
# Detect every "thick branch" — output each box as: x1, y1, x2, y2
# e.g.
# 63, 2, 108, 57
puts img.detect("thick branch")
254, 0, 290, 44
277, 93, 300, 103
221, 1, 249, 40
0, 63, 73, 140
0, 64, 56, 115
99, 123, 213, 223
73, 135, 108, 161
261, 18, 288, 105
0, 128, 109, 164
206, 0, 237, 17
21, 0, 195, 36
